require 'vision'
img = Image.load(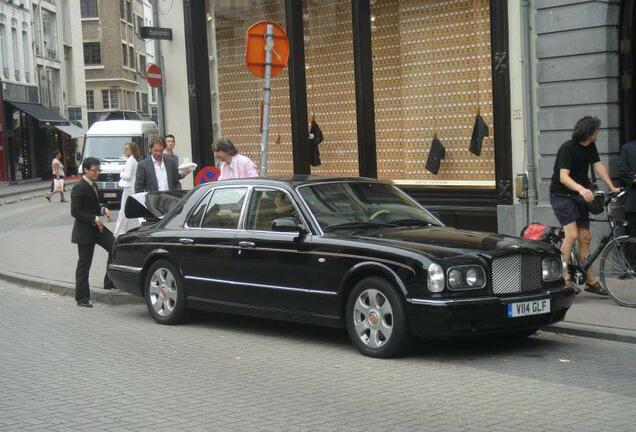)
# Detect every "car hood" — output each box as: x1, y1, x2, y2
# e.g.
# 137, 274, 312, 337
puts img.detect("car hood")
333, 226, 555, 260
